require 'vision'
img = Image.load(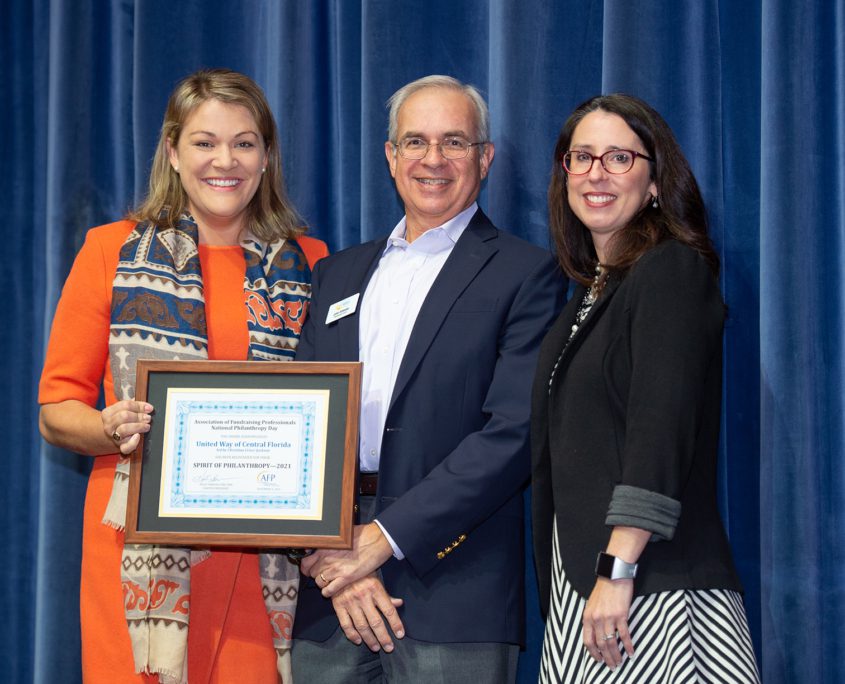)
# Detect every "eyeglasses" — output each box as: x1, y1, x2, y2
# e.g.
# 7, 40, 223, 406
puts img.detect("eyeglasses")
395, 136, 487, 160
562, 149, 654, 175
